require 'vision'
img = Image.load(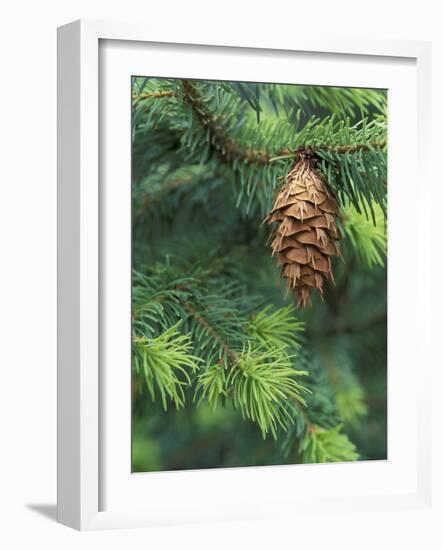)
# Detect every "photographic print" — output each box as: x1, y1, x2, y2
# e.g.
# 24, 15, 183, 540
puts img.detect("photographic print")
131, 77, 387, 472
